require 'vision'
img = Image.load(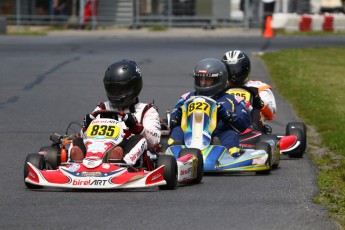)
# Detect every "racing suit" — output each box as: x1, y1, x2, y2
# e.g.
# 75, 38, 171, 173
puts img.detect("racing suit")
69, 100, 161, 166
168, 91, 251, 157
227, 80, 277, 133
245, 80, 277, 120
